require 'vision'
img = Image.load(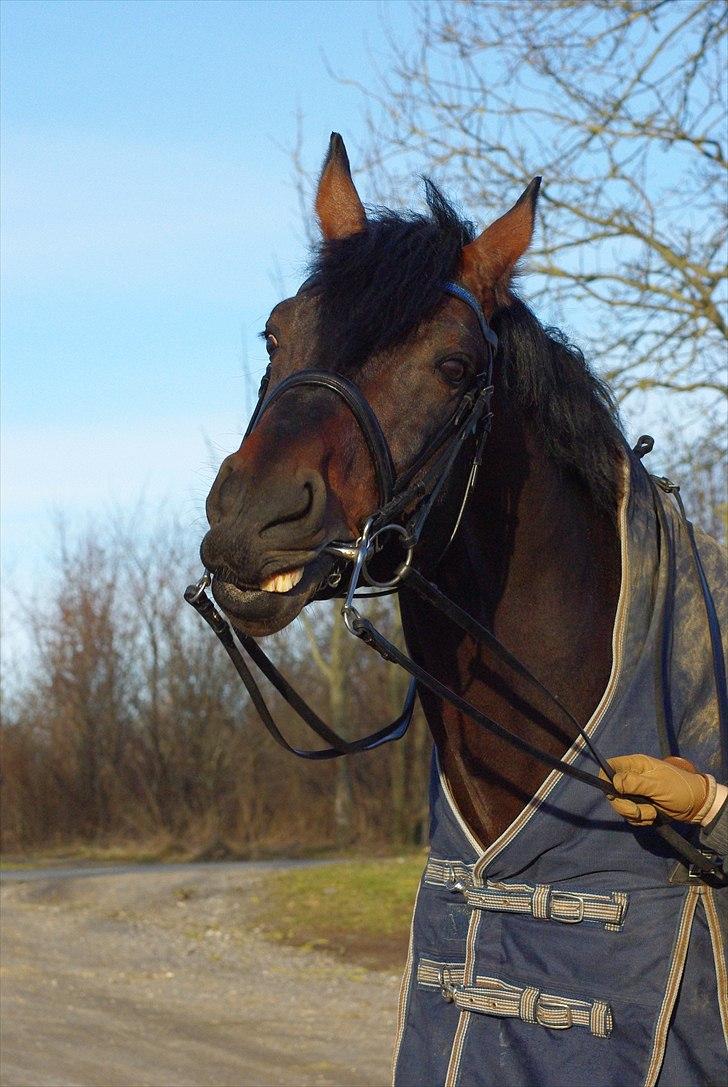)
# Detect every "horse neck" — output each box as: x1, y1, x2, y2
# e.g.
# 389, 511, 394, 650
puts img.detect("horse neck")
400, 401, 622, 848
